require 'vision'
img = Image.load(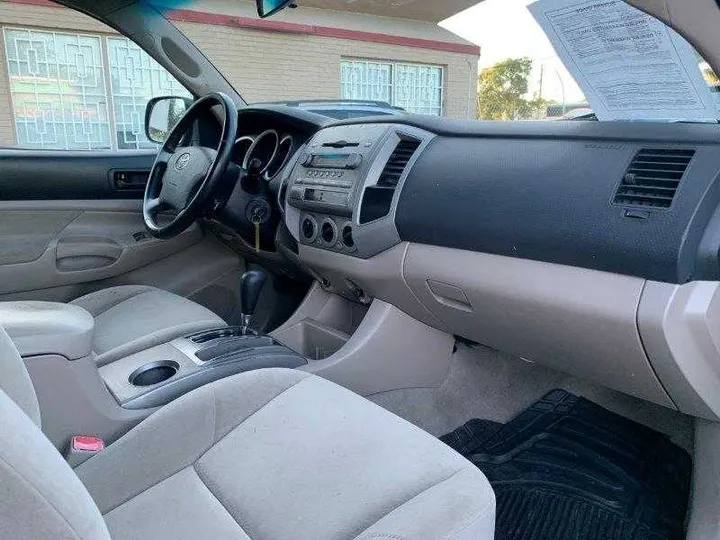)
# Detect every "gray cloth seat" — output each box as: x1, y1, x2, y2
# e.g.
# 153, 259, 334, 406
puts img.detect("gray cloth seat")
0, 325, 496, 540
71, 285, 226, 365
